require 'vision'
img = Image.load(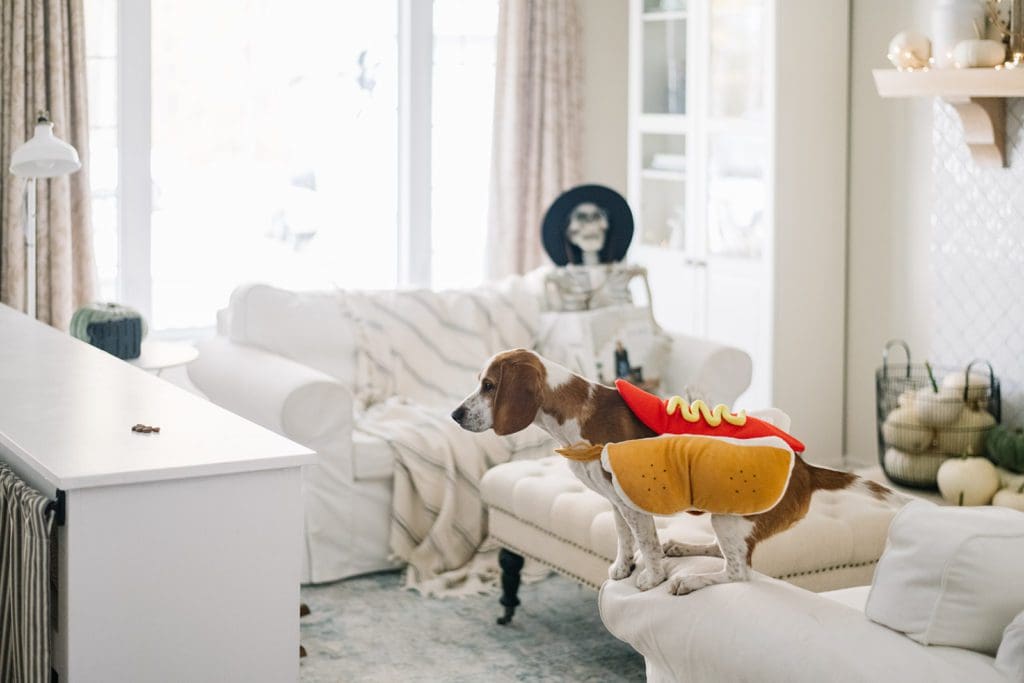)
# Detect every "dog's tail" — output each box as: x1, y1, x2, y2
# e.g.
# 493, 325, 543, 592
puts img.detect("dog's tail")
807, 463, 912, 508
555, 442, 604, 462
